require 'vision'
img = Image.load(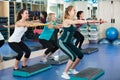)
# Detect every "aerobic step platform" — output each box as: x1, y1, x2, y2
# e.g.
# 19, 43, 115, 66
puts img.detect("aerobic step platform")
81, 48, 98, 54
47, 55, 69, 65
13, 63, 52, 77
70, 67, 104, 80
